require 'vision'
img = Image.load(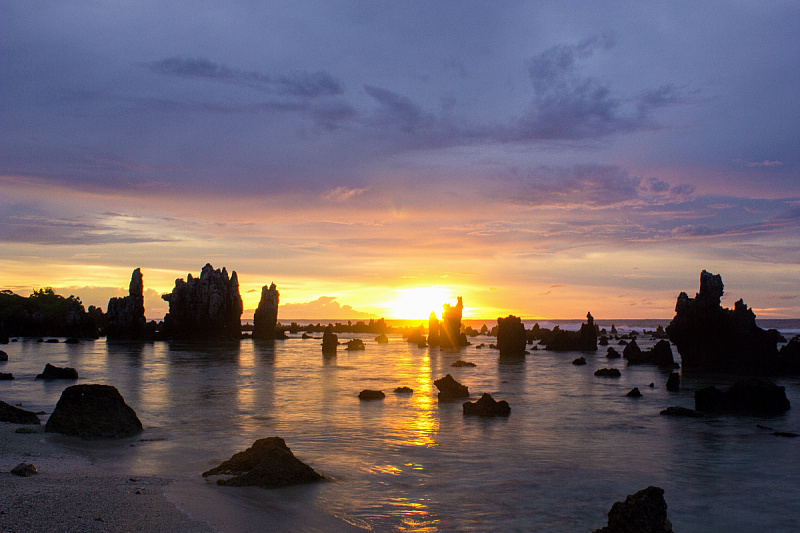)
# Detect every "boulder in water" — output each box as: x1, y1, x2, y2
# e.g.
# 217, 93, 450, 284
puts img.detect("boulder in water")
202, 437, 324, 487
593, 486, 672, 533
35, 363, 78, 380
463, 393, 510, 417
45, 384, 143, 439
358, 390, 385, 401
434, 374, 469, 401
694, 378, 790, 414
0, 401, 40, 425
